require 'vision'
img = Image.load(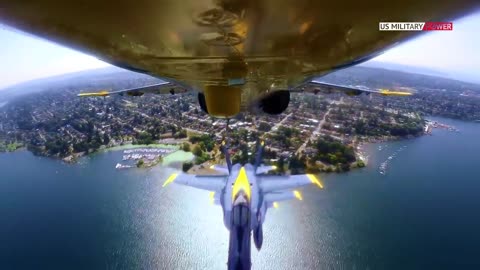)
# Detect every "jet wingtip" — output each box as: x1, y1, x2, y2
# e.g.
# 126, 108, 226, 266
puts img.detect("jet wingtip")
379, 89, 413, 96
77, 91, 110, 97
307, 174, 324, 189
162, 173, 178, 187
293, 190, 303, 201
